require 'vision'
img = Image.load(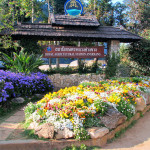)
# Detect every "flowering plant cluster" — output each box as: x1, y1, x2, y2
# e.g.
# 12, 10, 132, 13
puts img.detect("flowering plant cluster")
25, 77, 150, 140
0, 70, 53, 103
